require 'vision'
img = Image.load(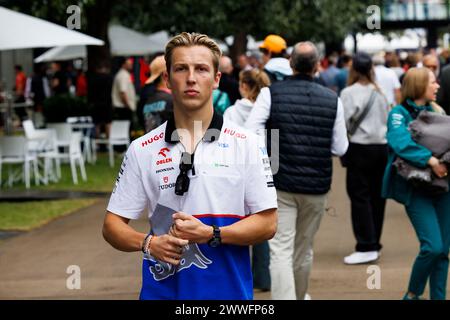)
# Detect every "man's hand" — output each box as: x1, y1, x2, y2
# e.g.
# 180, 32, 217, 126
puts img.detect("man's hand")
149, 234, 189, 266
170, 213, 212, 244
